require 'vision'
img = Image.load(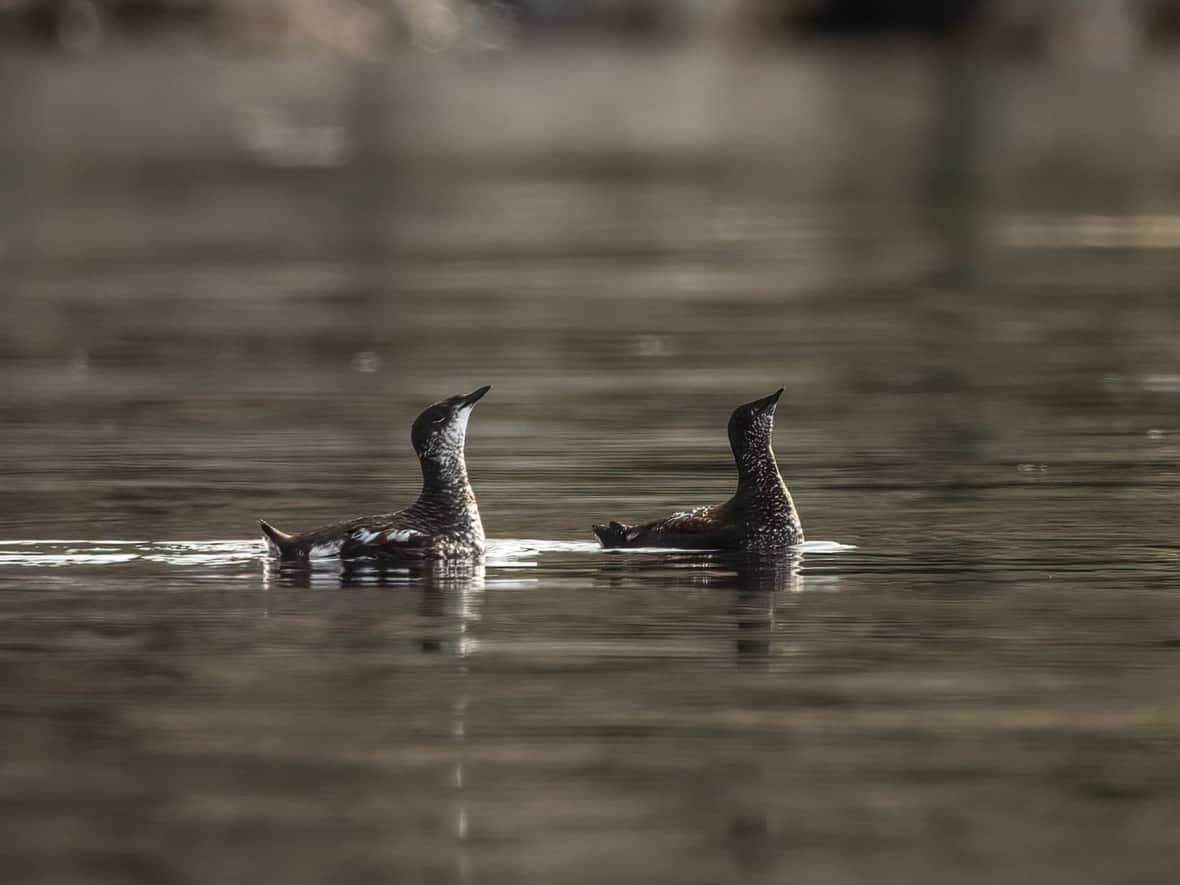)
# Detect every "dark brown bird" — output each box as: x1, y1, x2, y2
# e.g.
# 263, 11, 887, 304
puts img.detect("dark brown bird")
593, 389, 802, 551
260, 386, 491, 562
